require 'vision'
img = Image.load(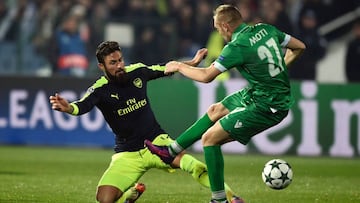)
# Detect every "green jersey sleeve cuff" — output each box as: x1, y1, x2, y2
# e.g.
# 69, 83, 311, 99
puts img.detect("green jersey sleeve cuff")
213, 61, 227, 72
281, 34, 291, 47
